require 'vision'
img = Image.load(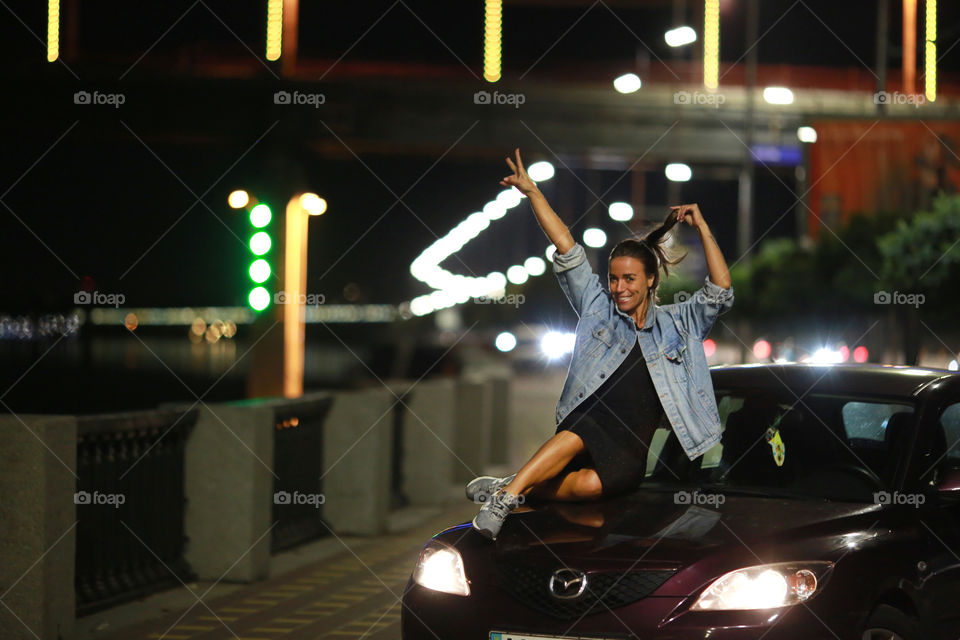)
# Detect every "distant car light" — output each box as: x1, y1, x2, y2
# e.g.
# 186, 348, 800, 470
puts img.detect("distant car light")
495, 332, 517, 352
541, 331, 575, 359
703, 338, 716, 358
806, 347, 843, 364
613, 73, 642, 94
